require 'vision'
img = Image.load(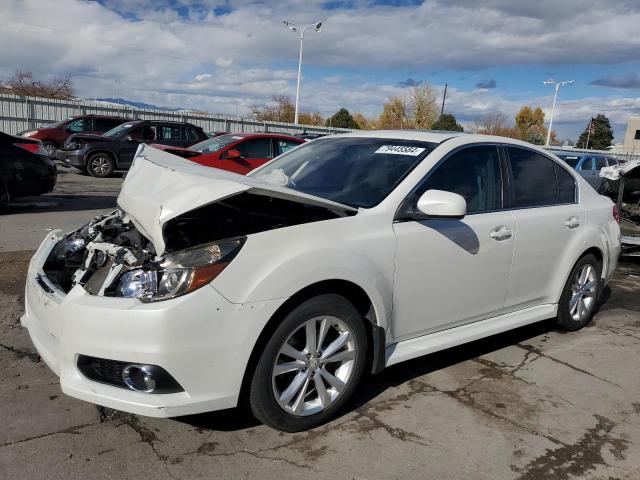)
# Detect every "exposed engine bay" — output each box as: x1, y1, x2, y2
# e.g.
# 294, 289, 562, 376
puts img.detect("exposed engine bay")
41, 192, 348, 300
600, 159, 640, 256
